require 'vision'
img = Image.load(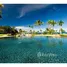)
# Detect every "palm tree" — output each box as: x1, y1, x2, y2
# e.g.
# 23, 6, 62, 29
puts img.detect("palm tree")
58, 20, 64, 34
45, 28, 55, 34
51, 21, 56, 30
45, 28, 49, 34
48, 20, 56, 30
48, 20, 52, 29
19, 29, 22, 35
28, 25, 33, 29
30, 30, 32, 34
28, 25, 34, 34
40, 29, 42, 32
47, 20, 56, 34
34, 20, 44, 32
